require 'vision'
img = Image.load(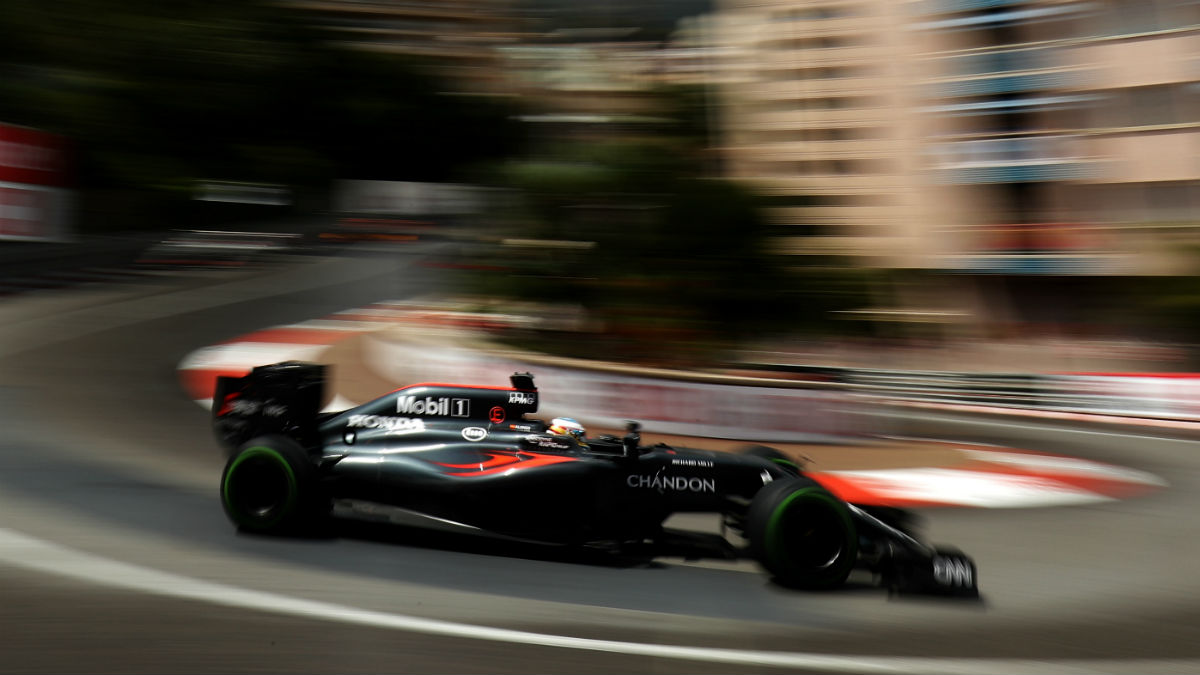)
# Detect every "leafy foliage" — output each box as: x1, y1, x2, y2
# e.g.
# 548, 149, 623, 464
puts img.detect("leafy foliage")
0, 0, 526, 230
